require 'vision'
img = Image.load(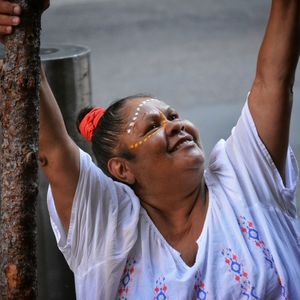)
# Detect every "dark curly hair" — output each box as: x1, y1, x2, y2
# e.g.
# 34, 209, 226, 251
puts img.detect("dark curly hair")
76, 94, 153, 178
